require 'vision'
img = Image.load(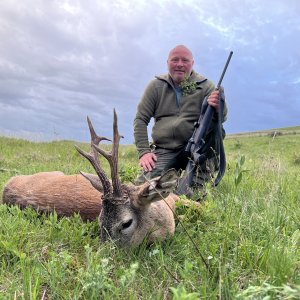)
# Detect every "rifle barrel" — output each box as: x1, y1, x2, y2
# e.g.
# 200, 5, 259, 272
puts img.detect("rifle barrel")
216, 51, 233, 88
